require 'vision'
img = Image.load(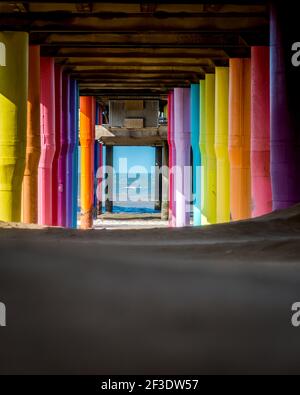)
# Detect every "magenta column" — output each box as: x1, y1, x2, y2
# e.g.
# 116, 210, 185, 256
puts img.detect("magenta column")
38, 58, 55, 226
251, 46, 272, 217
270, 2, 300, 210
56, 72, 68, 227
174, 88, 191, 227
